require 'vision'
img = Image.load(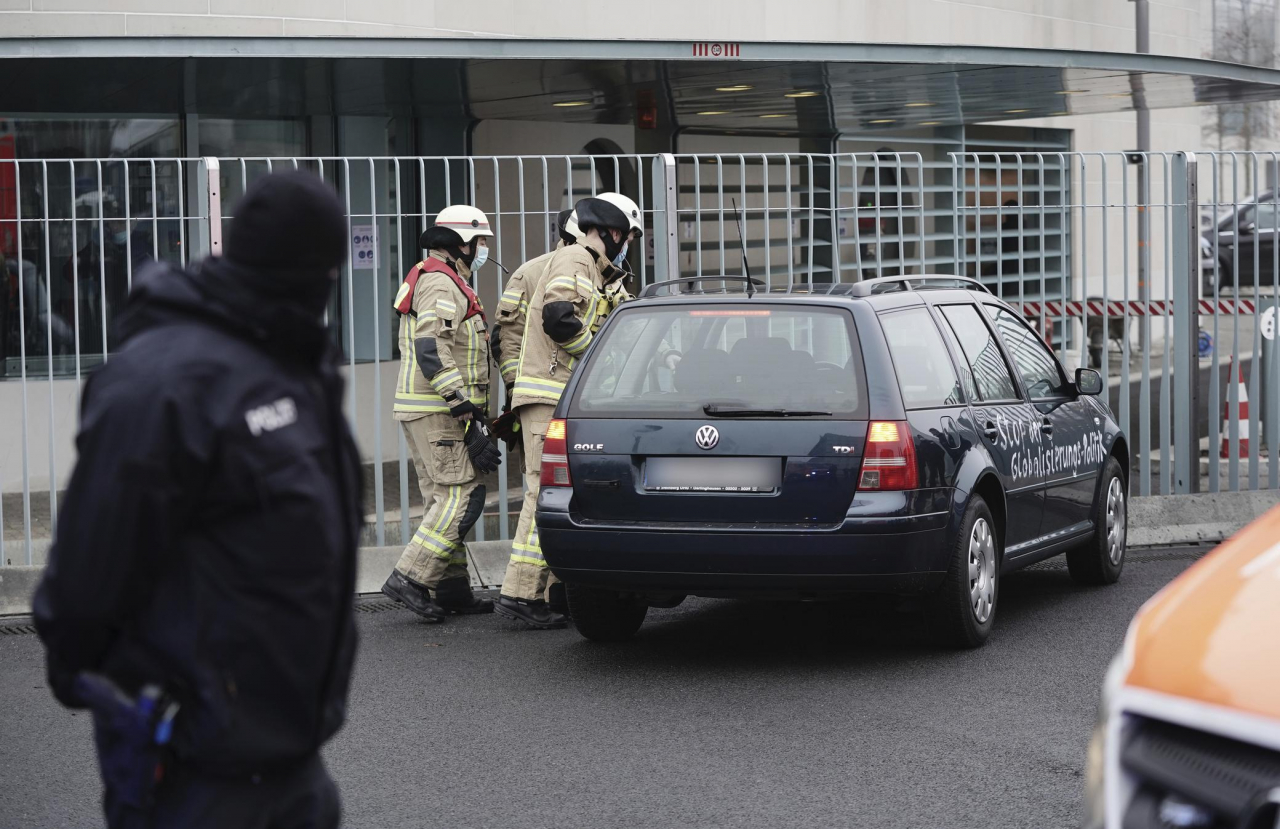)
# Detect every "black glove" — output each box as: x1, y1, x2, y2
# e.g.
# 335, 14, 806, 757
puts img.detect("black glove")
463, 418, 502, 474
447, 393, 478, 421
